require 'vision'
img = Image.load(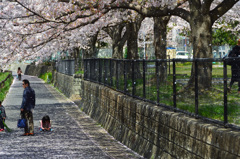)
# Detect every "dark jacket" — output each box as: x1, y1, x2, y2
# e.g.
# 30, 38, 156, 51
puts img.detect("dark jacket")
21, 86, 35, 111
0, 105, 6, 118
229, 45, 240, 81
